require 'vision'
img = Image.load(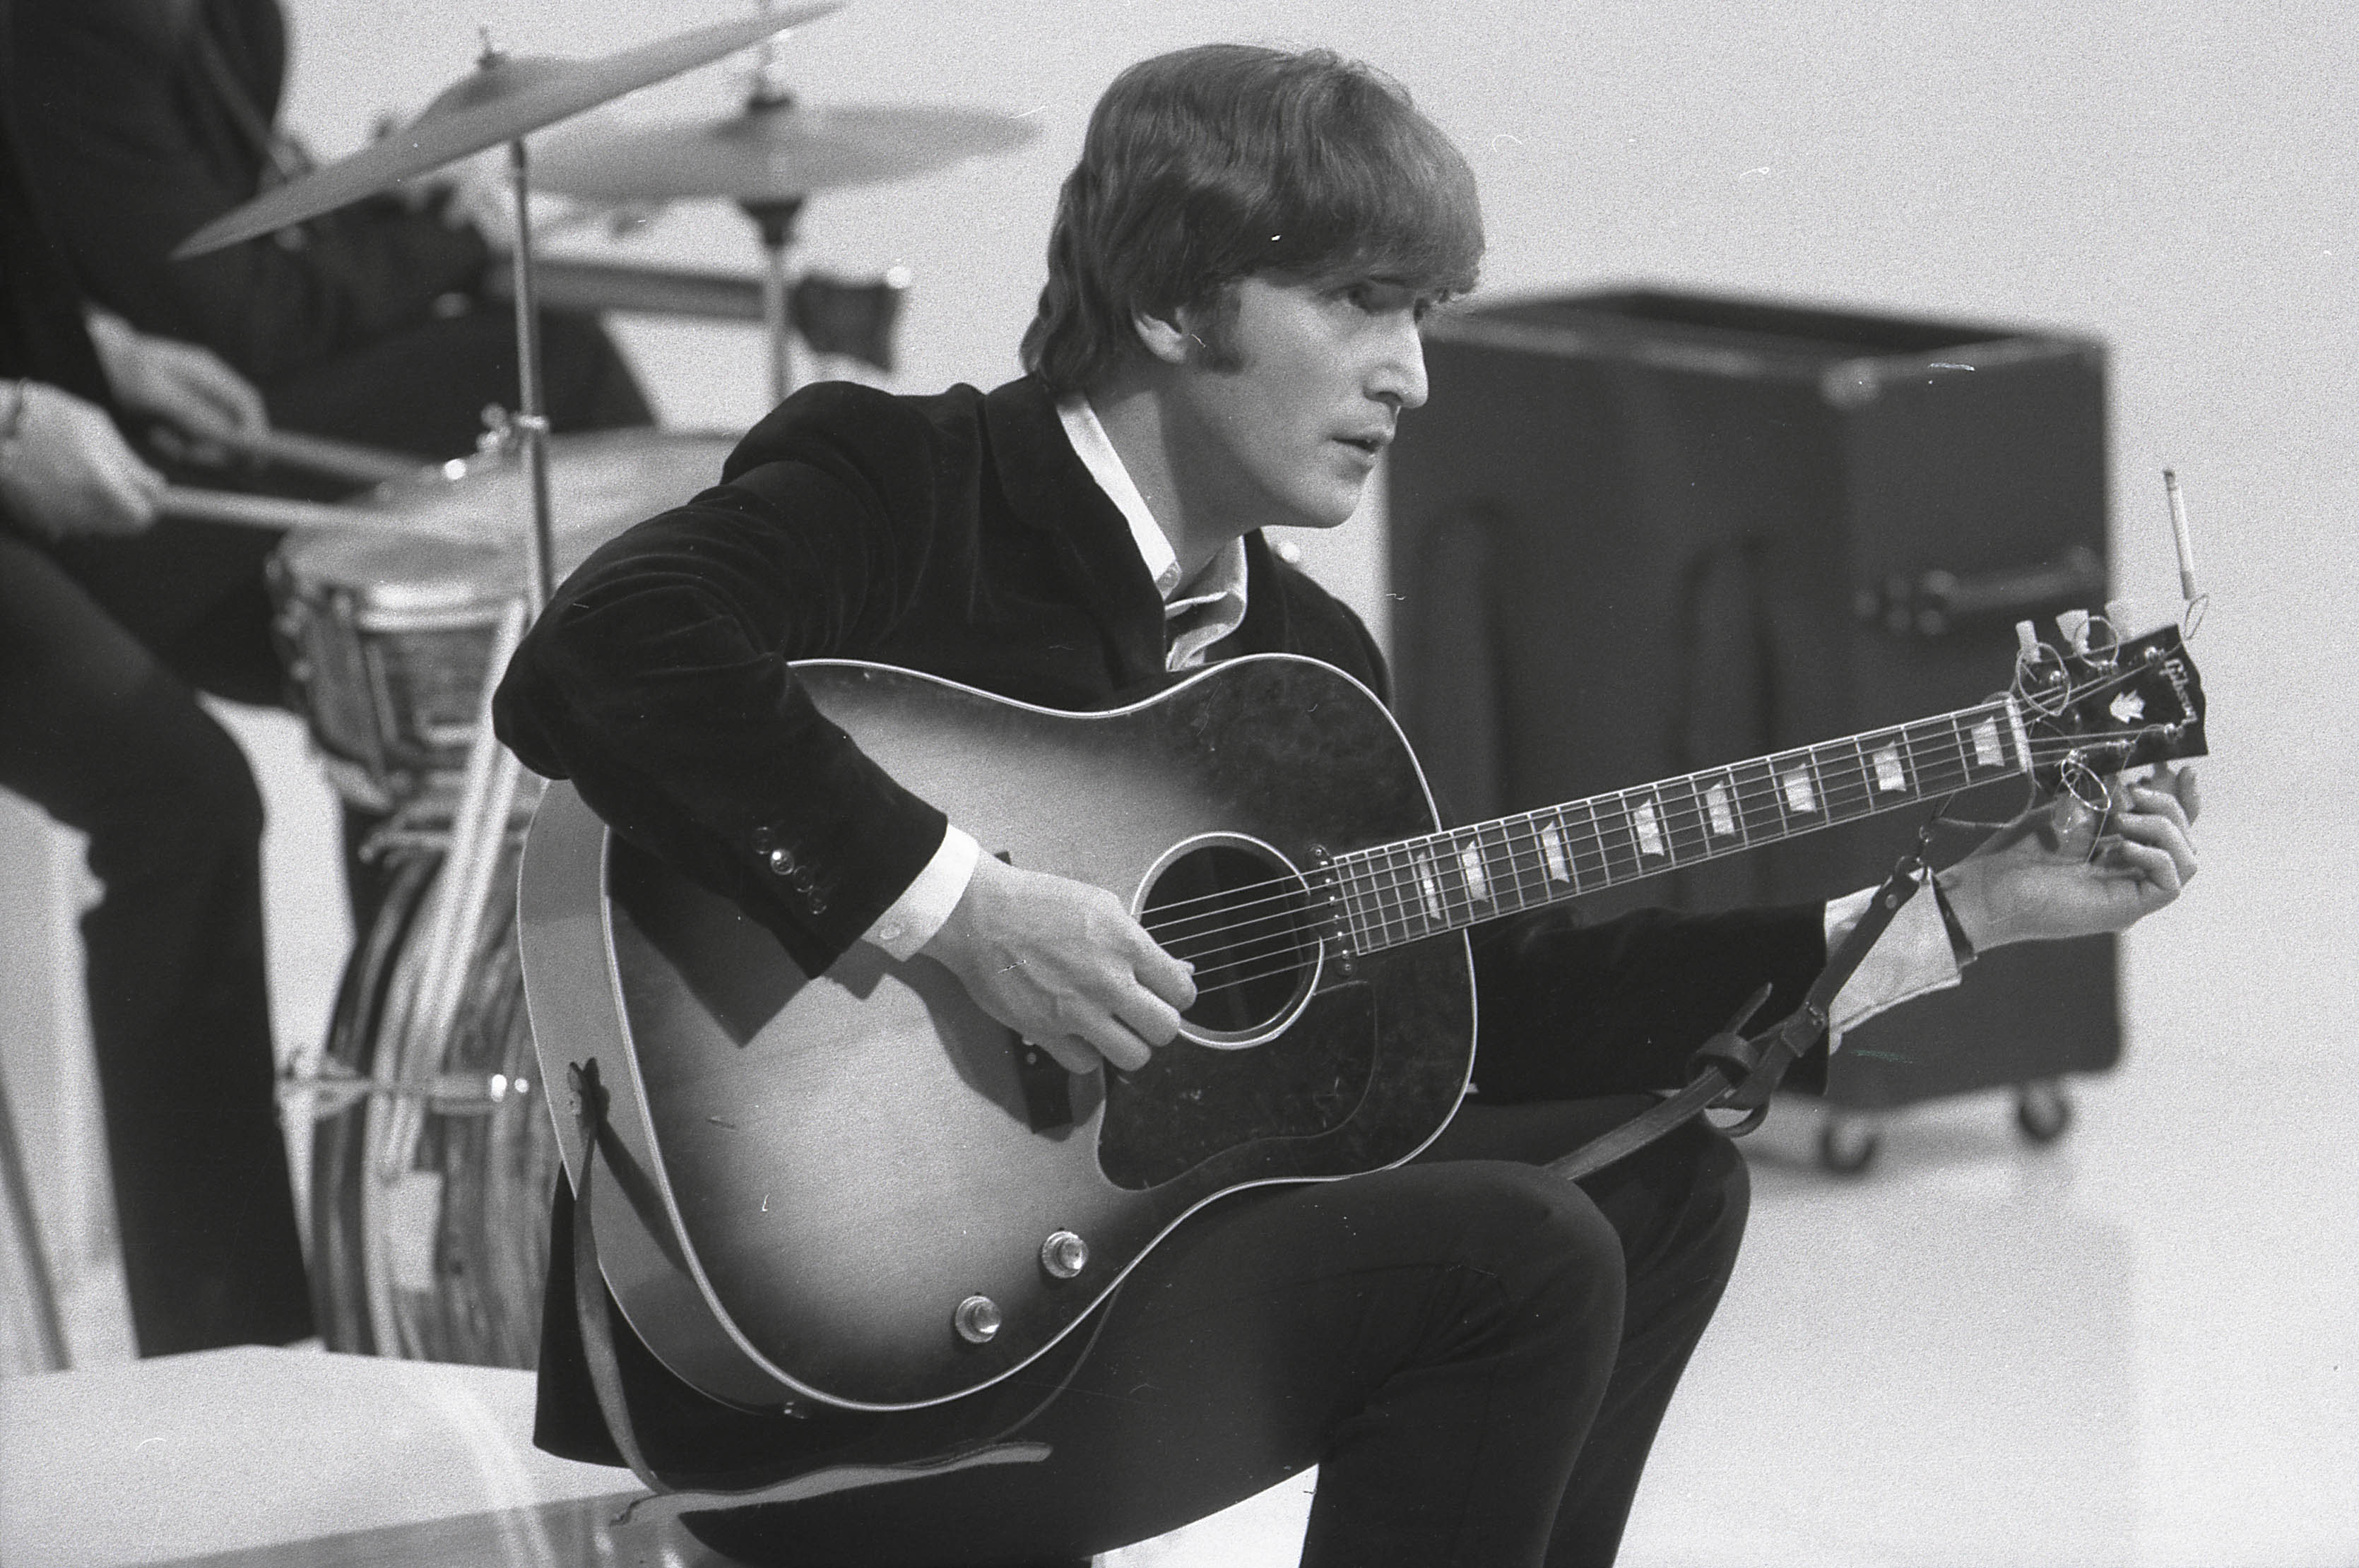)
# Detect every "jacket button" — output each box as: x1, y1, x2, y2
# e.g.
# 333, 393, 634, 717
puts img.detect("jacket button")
767, 847, 798, 877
